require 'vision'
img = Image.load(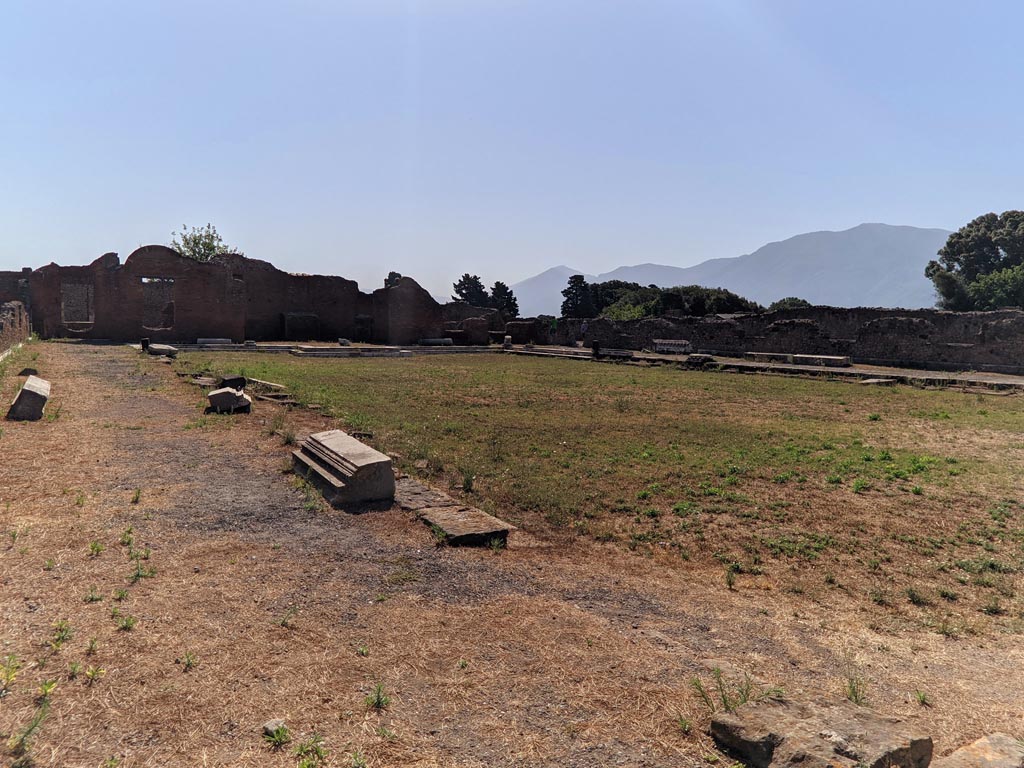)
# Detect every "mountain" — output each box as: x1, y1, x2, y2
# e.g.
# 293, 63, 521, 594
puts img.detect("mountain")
511, 224, 951, 315
509, 265, 596, 317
